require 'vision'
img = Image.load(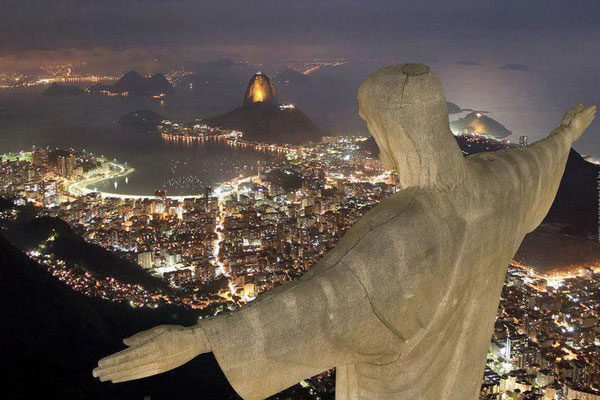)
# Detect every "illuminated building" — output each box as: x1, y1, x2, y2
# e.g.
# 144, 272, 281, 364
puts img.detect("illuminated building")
56, 152, 76, 177
519, 135, 528, 146
137, 251, 153, 269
